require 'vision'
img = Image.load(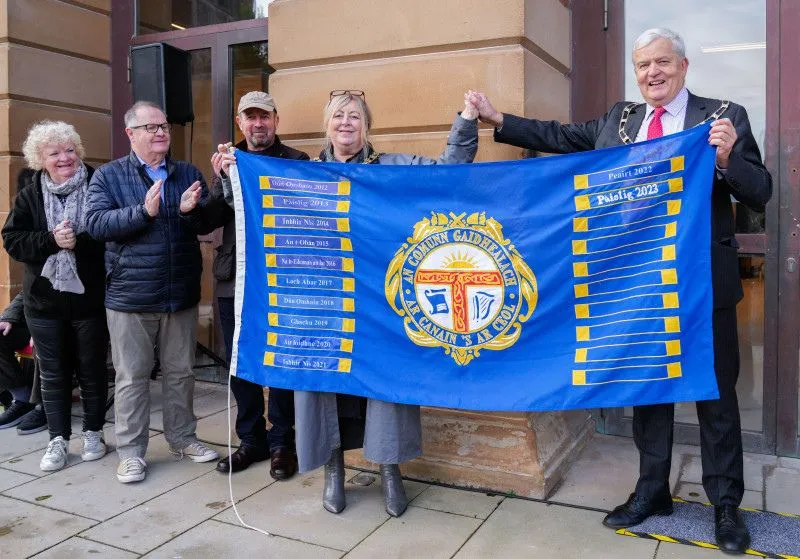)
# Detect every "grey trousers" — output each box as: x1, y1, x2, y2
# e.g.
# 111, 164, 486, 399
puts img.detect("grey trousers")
107, 306, 199, 460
